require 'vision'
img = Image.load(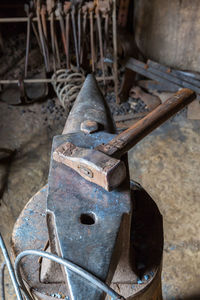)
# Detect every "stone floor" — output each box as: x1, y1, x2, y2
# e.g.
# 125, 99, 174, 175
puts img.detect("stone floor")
0, 92, 200, 300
